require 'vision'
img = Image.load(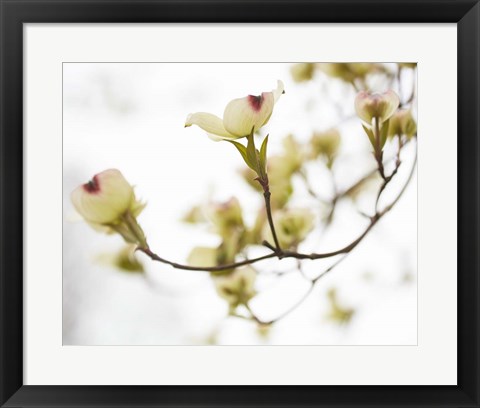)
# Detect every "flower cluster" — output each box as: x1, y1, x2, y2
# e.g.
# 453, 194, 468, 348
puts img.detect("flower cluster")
70, 63, 417, 325
290, 62, 393, 88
